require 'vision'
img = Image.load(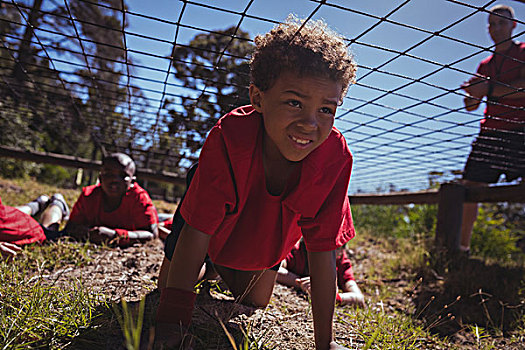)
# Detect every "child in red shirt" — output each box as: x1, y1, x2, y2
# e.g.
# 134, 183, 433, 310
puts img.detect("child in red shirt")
65, 153, 159, 246
0, 193, 69, 258
156, 16, 357, 350
277, 239, 364, 307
